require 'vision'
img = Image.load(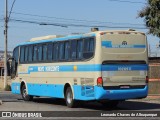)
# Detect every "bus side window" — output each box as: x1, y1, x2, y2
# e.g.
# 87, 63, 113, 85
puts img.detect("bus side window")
64, 41, 70, 60
33, 45, 38, 61
53, 43, 59, 61
42, 44, 47, 61
38, 45, 42, 61
90, 38, 95, 51
47, 43, 53, 61
20, 46, 25, 63
28, 45, 33, 62
83, 37, 95, 59
24, 46, 28, 62
71, 40, 77, 60
77, 39, 83, 59
59, 42, 65, 60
